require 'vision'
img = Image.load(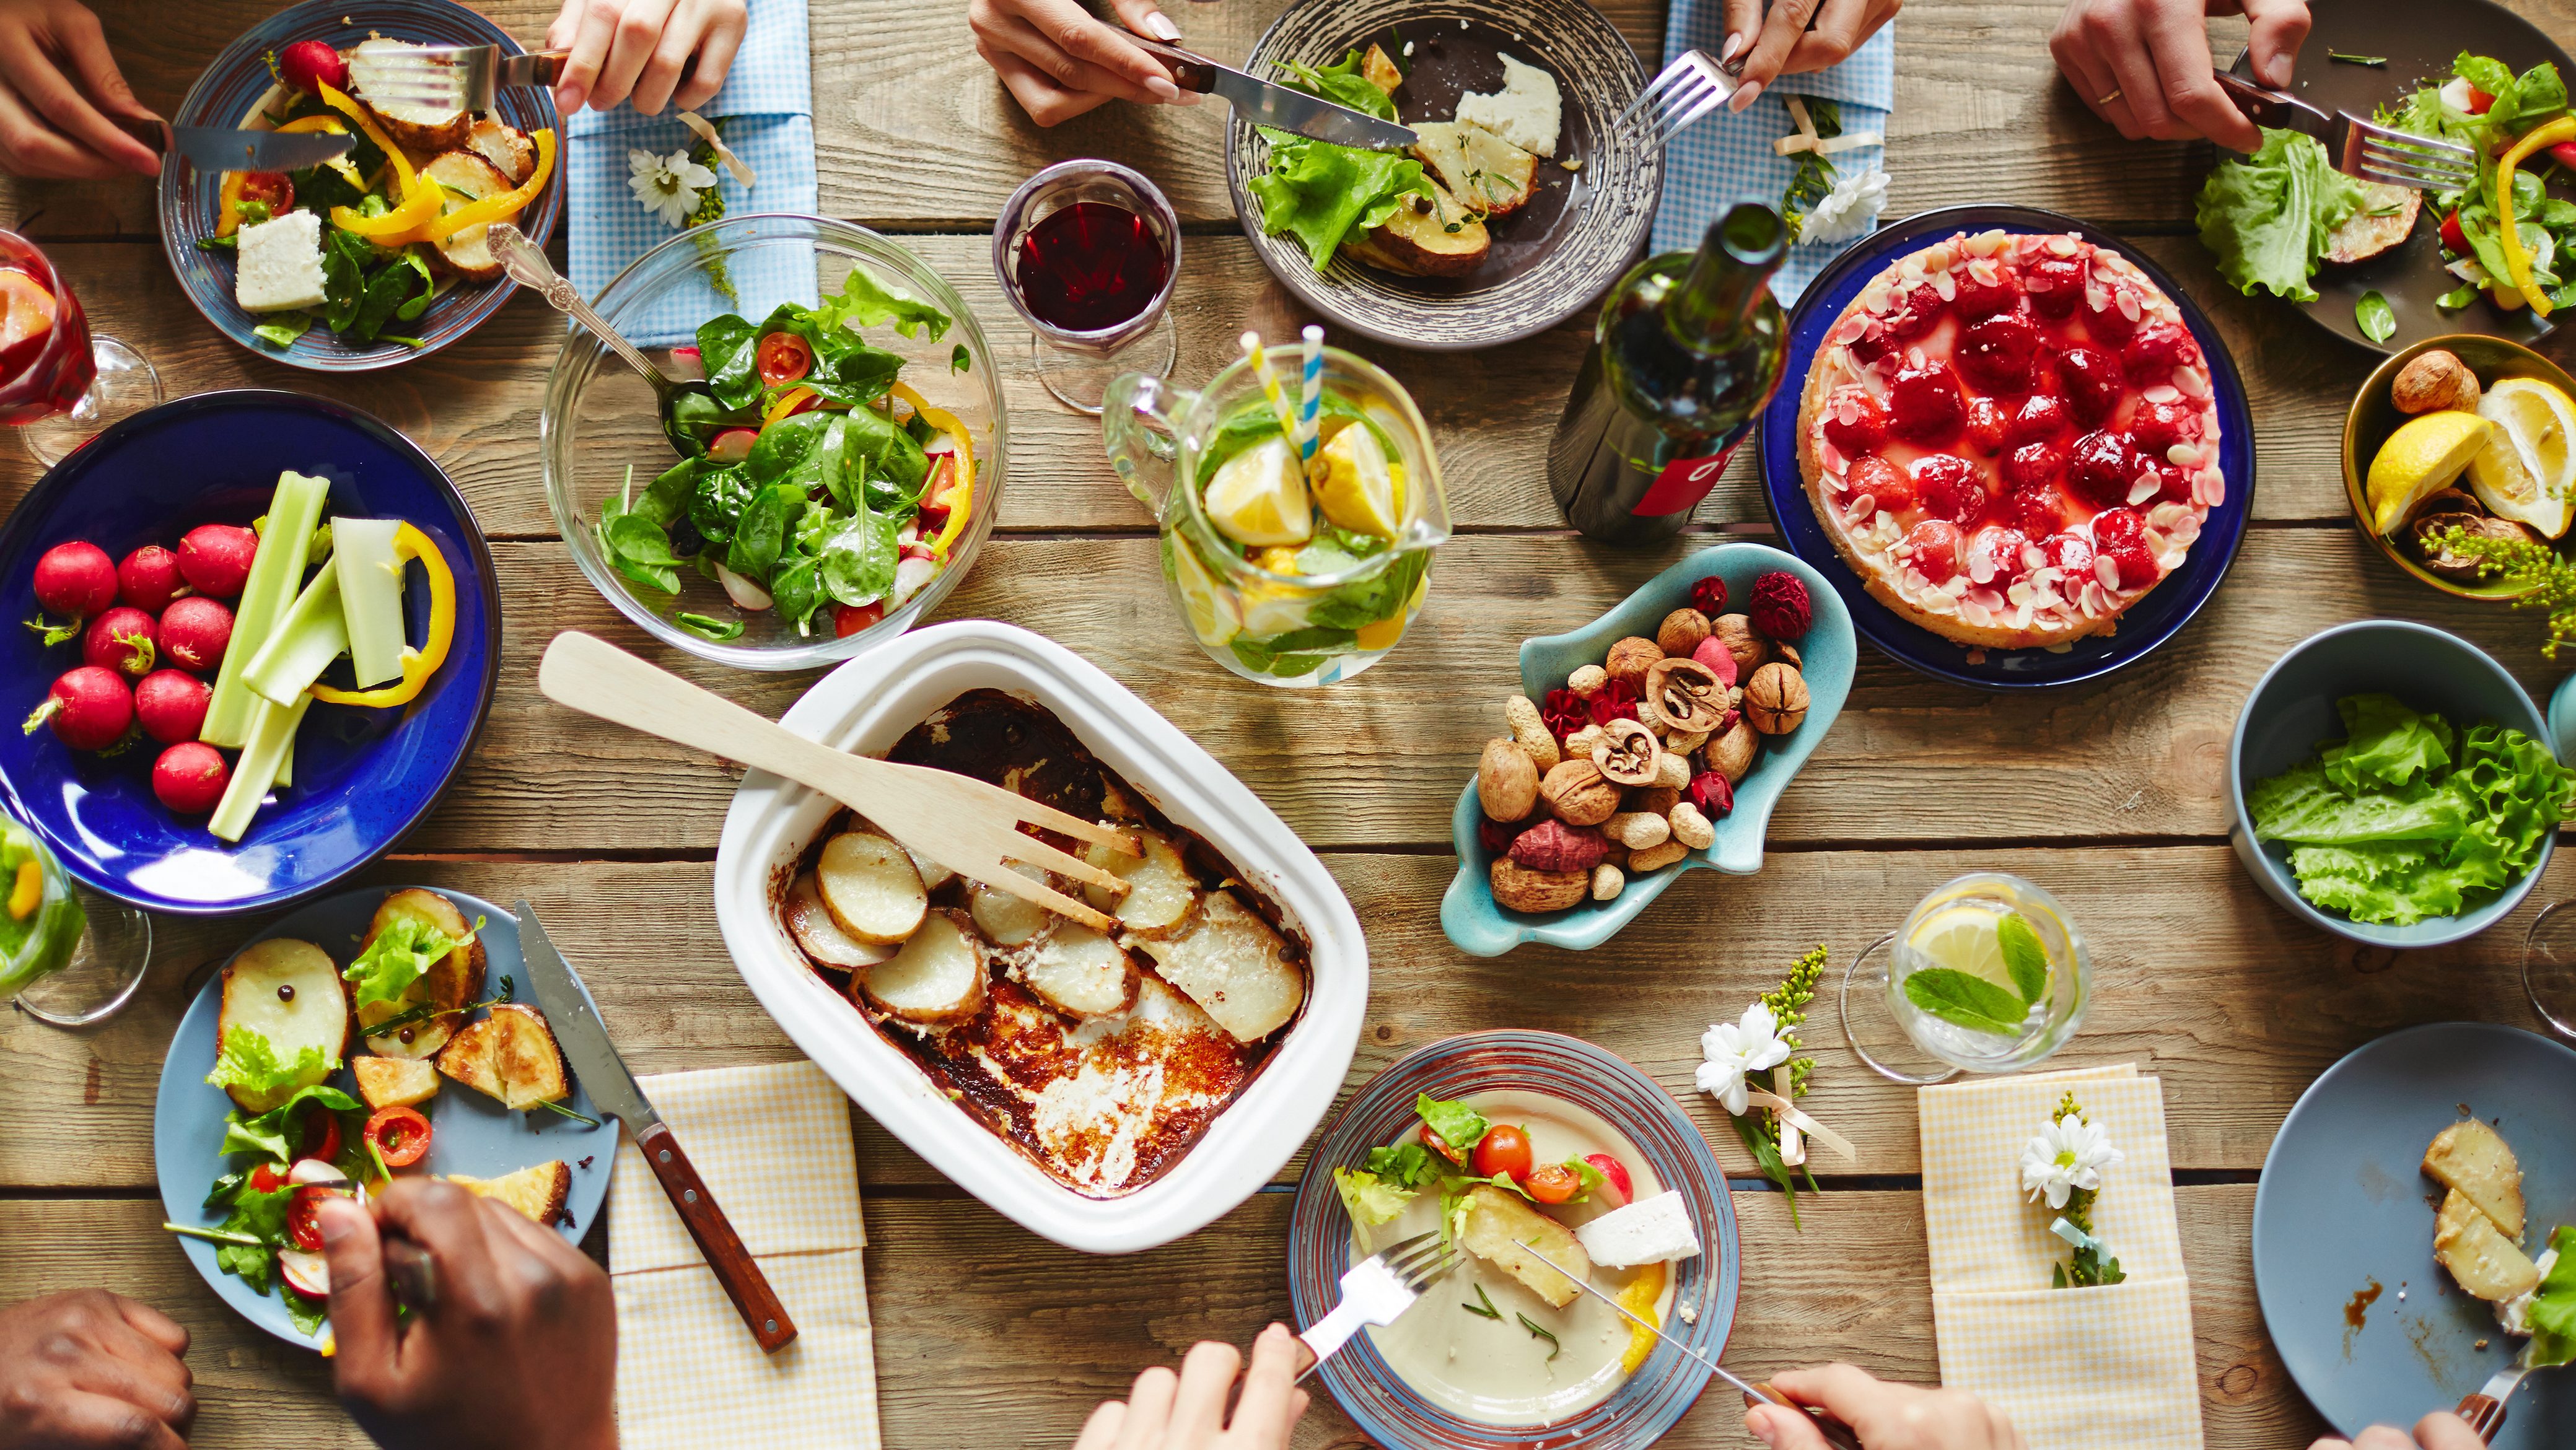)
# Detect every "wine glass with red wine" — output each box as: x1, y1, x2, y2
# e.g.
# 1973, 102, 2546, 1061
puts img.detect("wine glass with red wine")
993, 160, 1179, 415
0, 229, 160, 466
